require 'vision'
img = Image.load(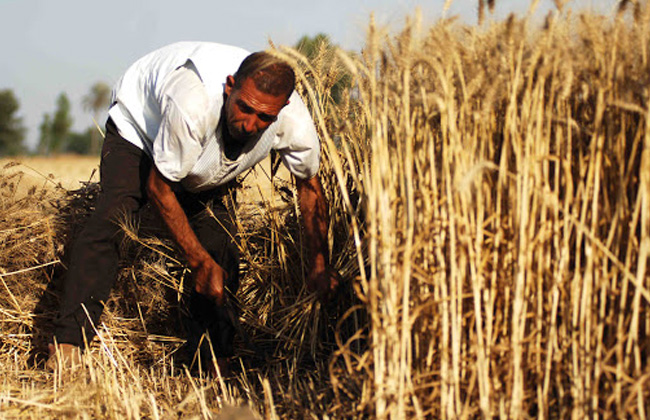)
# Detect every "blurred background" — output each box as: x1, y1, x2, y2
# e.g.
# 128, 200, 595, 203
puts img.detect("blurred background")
1, 0, 615, 155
